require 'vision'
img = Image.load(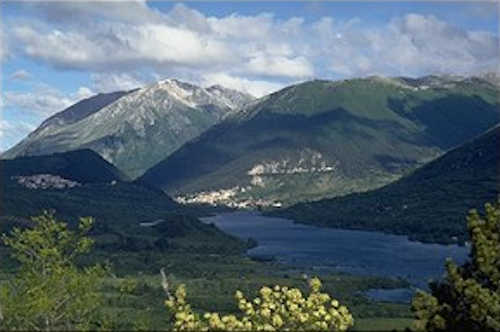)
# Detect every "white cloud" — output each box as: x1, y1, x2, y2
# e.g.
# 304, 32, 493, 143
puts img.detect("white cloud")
0, 119, 36, 152
317, 13, 499, 77
207, 12, 275, 39
245, 55, 314, 78
5, 4, 499, 87
3, 84, 95, 117
9, 69, 32, 81
9, 4, 319, 81
91, 73, 145, 93
12, 23, 233, 72
0, 84, 95, 152
74, 87, 94, 100
4, 90, 74, 116
379, 14, 499, 76
201, 73, 284, 98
